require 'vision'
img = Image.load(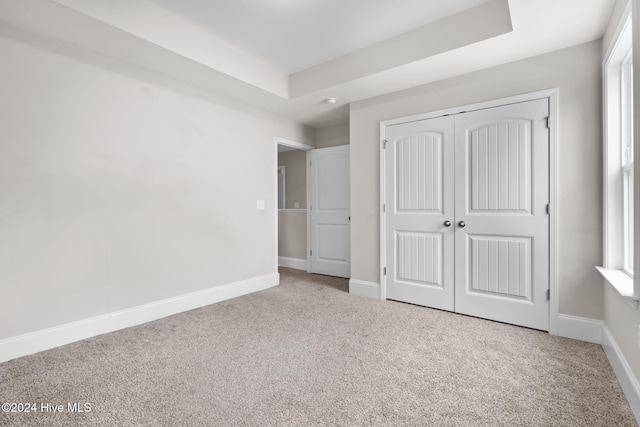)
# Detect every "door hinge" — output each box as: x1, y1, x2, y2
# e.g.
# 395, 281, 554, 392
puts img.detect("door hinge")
383, 139, 388, 149
545, 289, 550, 302
383, 267, 387, 275
383, 204, 386, 213
546, 203, 550, 215
545, 117, 550, 129
310, 250, 312, 256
